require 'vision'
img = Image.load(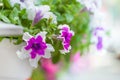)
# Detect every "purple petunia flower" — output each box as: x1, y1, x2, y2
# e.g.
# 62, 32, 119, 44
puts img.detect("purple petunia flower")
58, 24, 74, 54
94, 27, 104, 36
25, 35, 47, 59
93, 27, 104, 50
96, 36, 103, 50
32, 10, 43, 25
